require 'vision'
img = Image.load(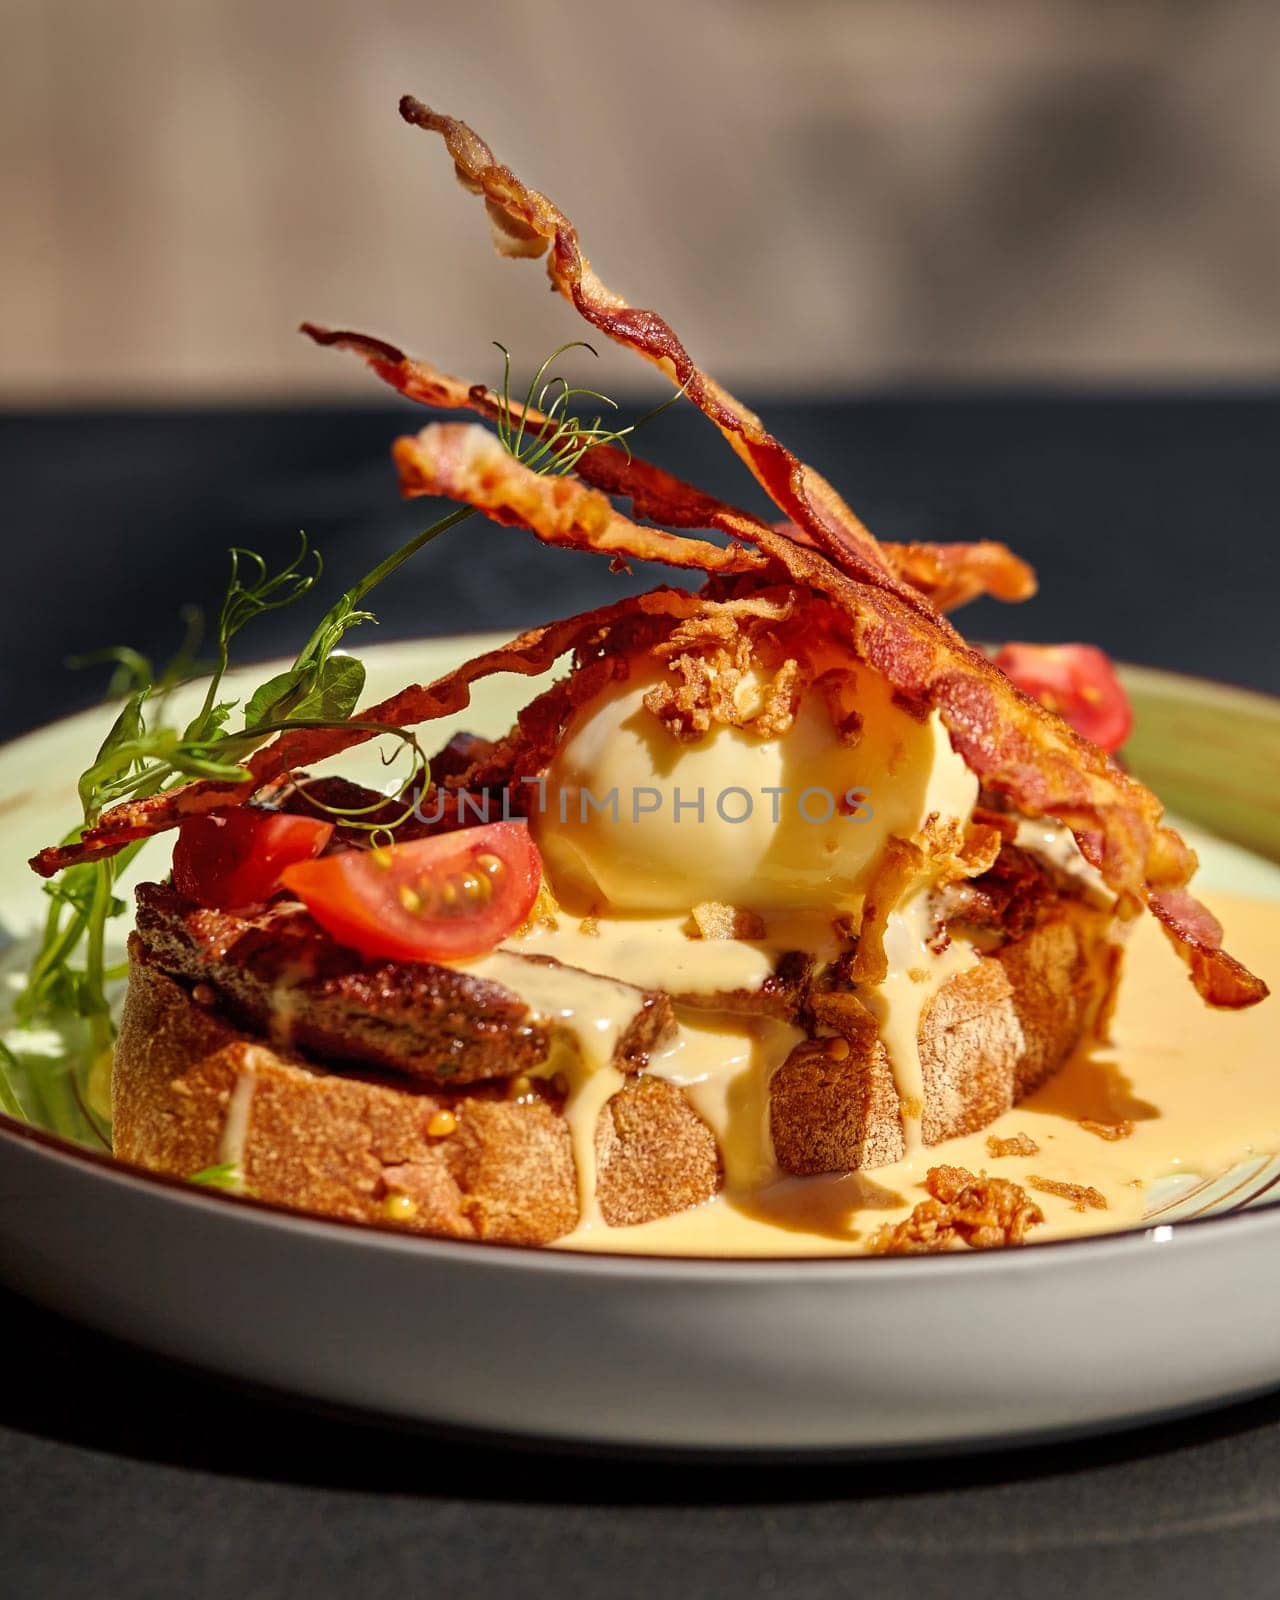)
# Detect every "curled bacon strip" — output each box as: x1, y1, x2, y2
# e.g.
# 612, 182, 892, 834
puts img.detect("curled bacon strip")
398, 96, 910, 591
301, 322, 737, 535
393, 422, 767, 575
305, 323, 1034, 611
392, 97, 1263, 1007
1149, 890, 1268, 1008
747, 522, 1193, 882
29, 590, 698, 879
879, 541, 1036, 611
